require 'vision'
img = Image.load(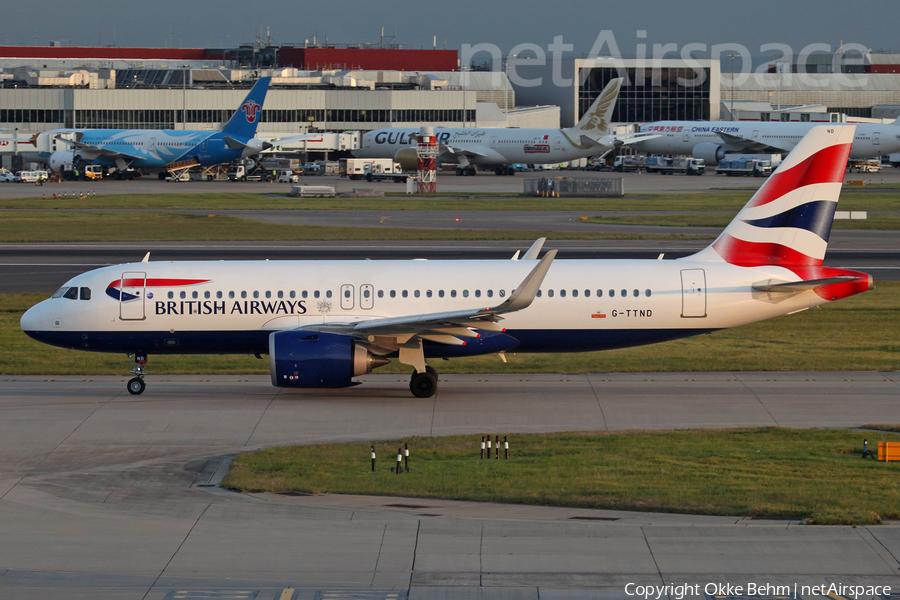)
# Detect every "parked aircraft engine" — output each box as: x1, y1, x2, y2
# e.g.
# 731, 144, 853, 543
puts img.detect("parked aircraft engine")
269, 330, 388, 388
395, 147, 420, 172
692, 143, 728, 166
48, 150, 75, 172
